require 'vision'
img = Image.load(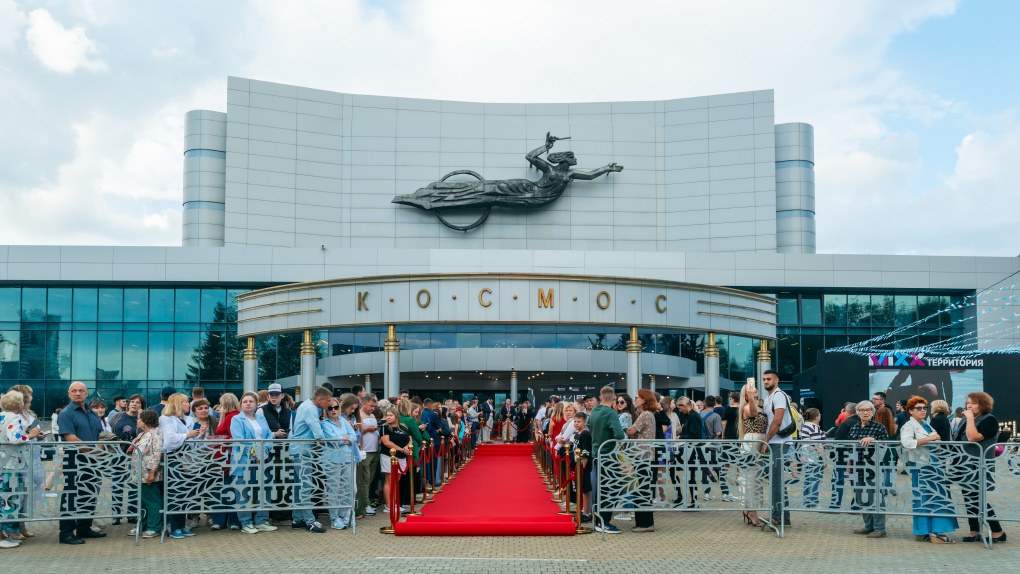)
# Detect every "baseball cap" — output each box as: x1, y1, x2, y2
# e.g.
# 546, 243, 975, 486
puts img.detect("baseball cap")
161, 385, 177, 398
267, 383, 283, 394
